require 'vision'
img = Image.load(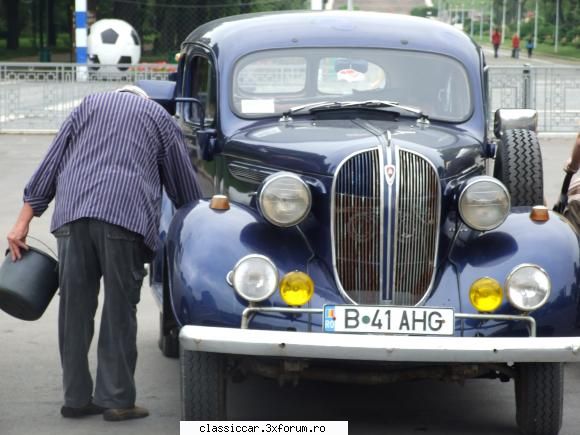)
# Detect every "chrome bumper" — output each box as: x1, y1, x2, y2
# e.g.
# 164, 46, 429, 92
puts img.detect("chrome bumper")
179, 325, 580, 363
